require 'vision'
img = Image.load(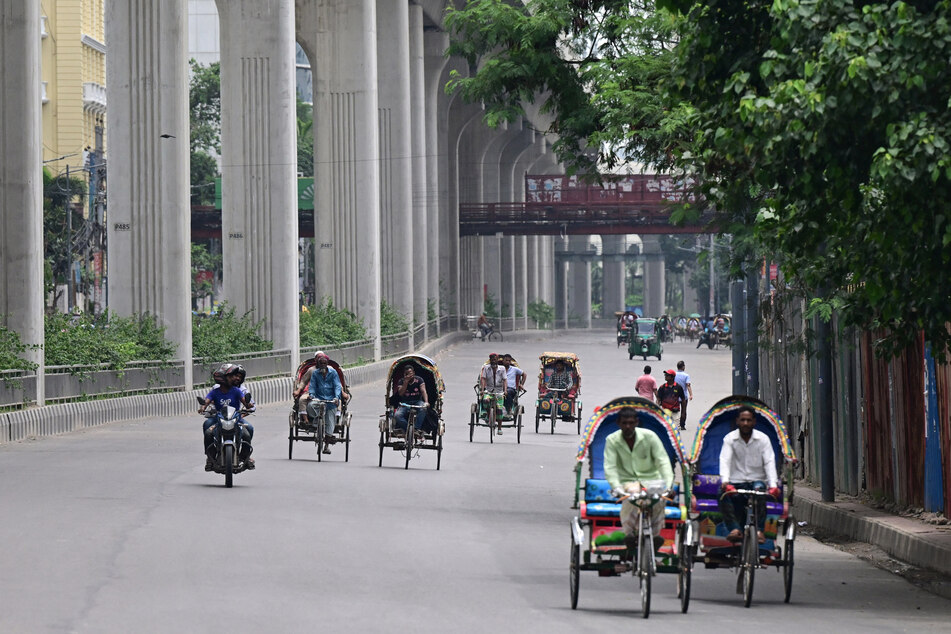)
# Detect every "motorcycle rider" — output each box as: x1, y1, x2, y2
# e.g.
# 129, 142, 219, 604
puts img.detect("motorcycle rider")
199, 364, 255, 470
